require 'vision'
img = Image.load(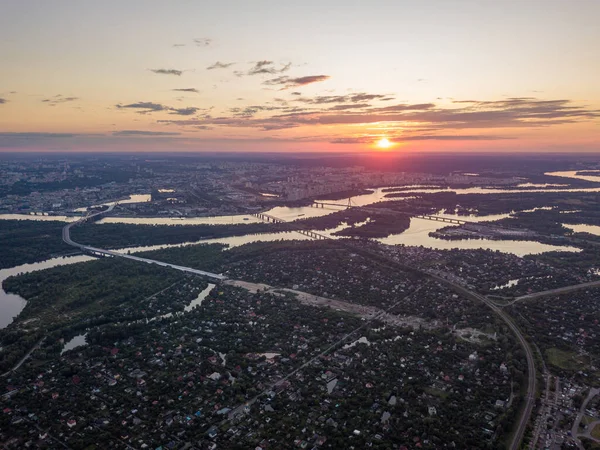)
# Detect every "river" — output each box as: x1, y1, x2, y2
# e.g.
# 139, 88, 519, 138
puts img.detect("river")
1, 170, 596, 329
0, 255, 94, 328
3, 176, 600, 226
